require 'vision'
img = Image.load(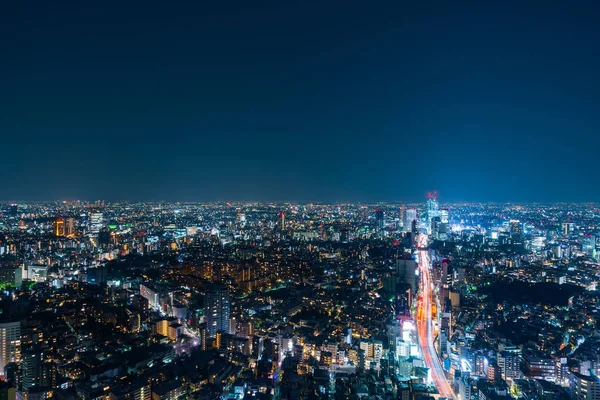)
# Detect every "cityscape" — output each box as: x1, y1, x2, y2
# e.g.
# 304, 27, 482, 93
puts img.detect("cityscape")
0, 198, 598, 399
3, 1, 600, 399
